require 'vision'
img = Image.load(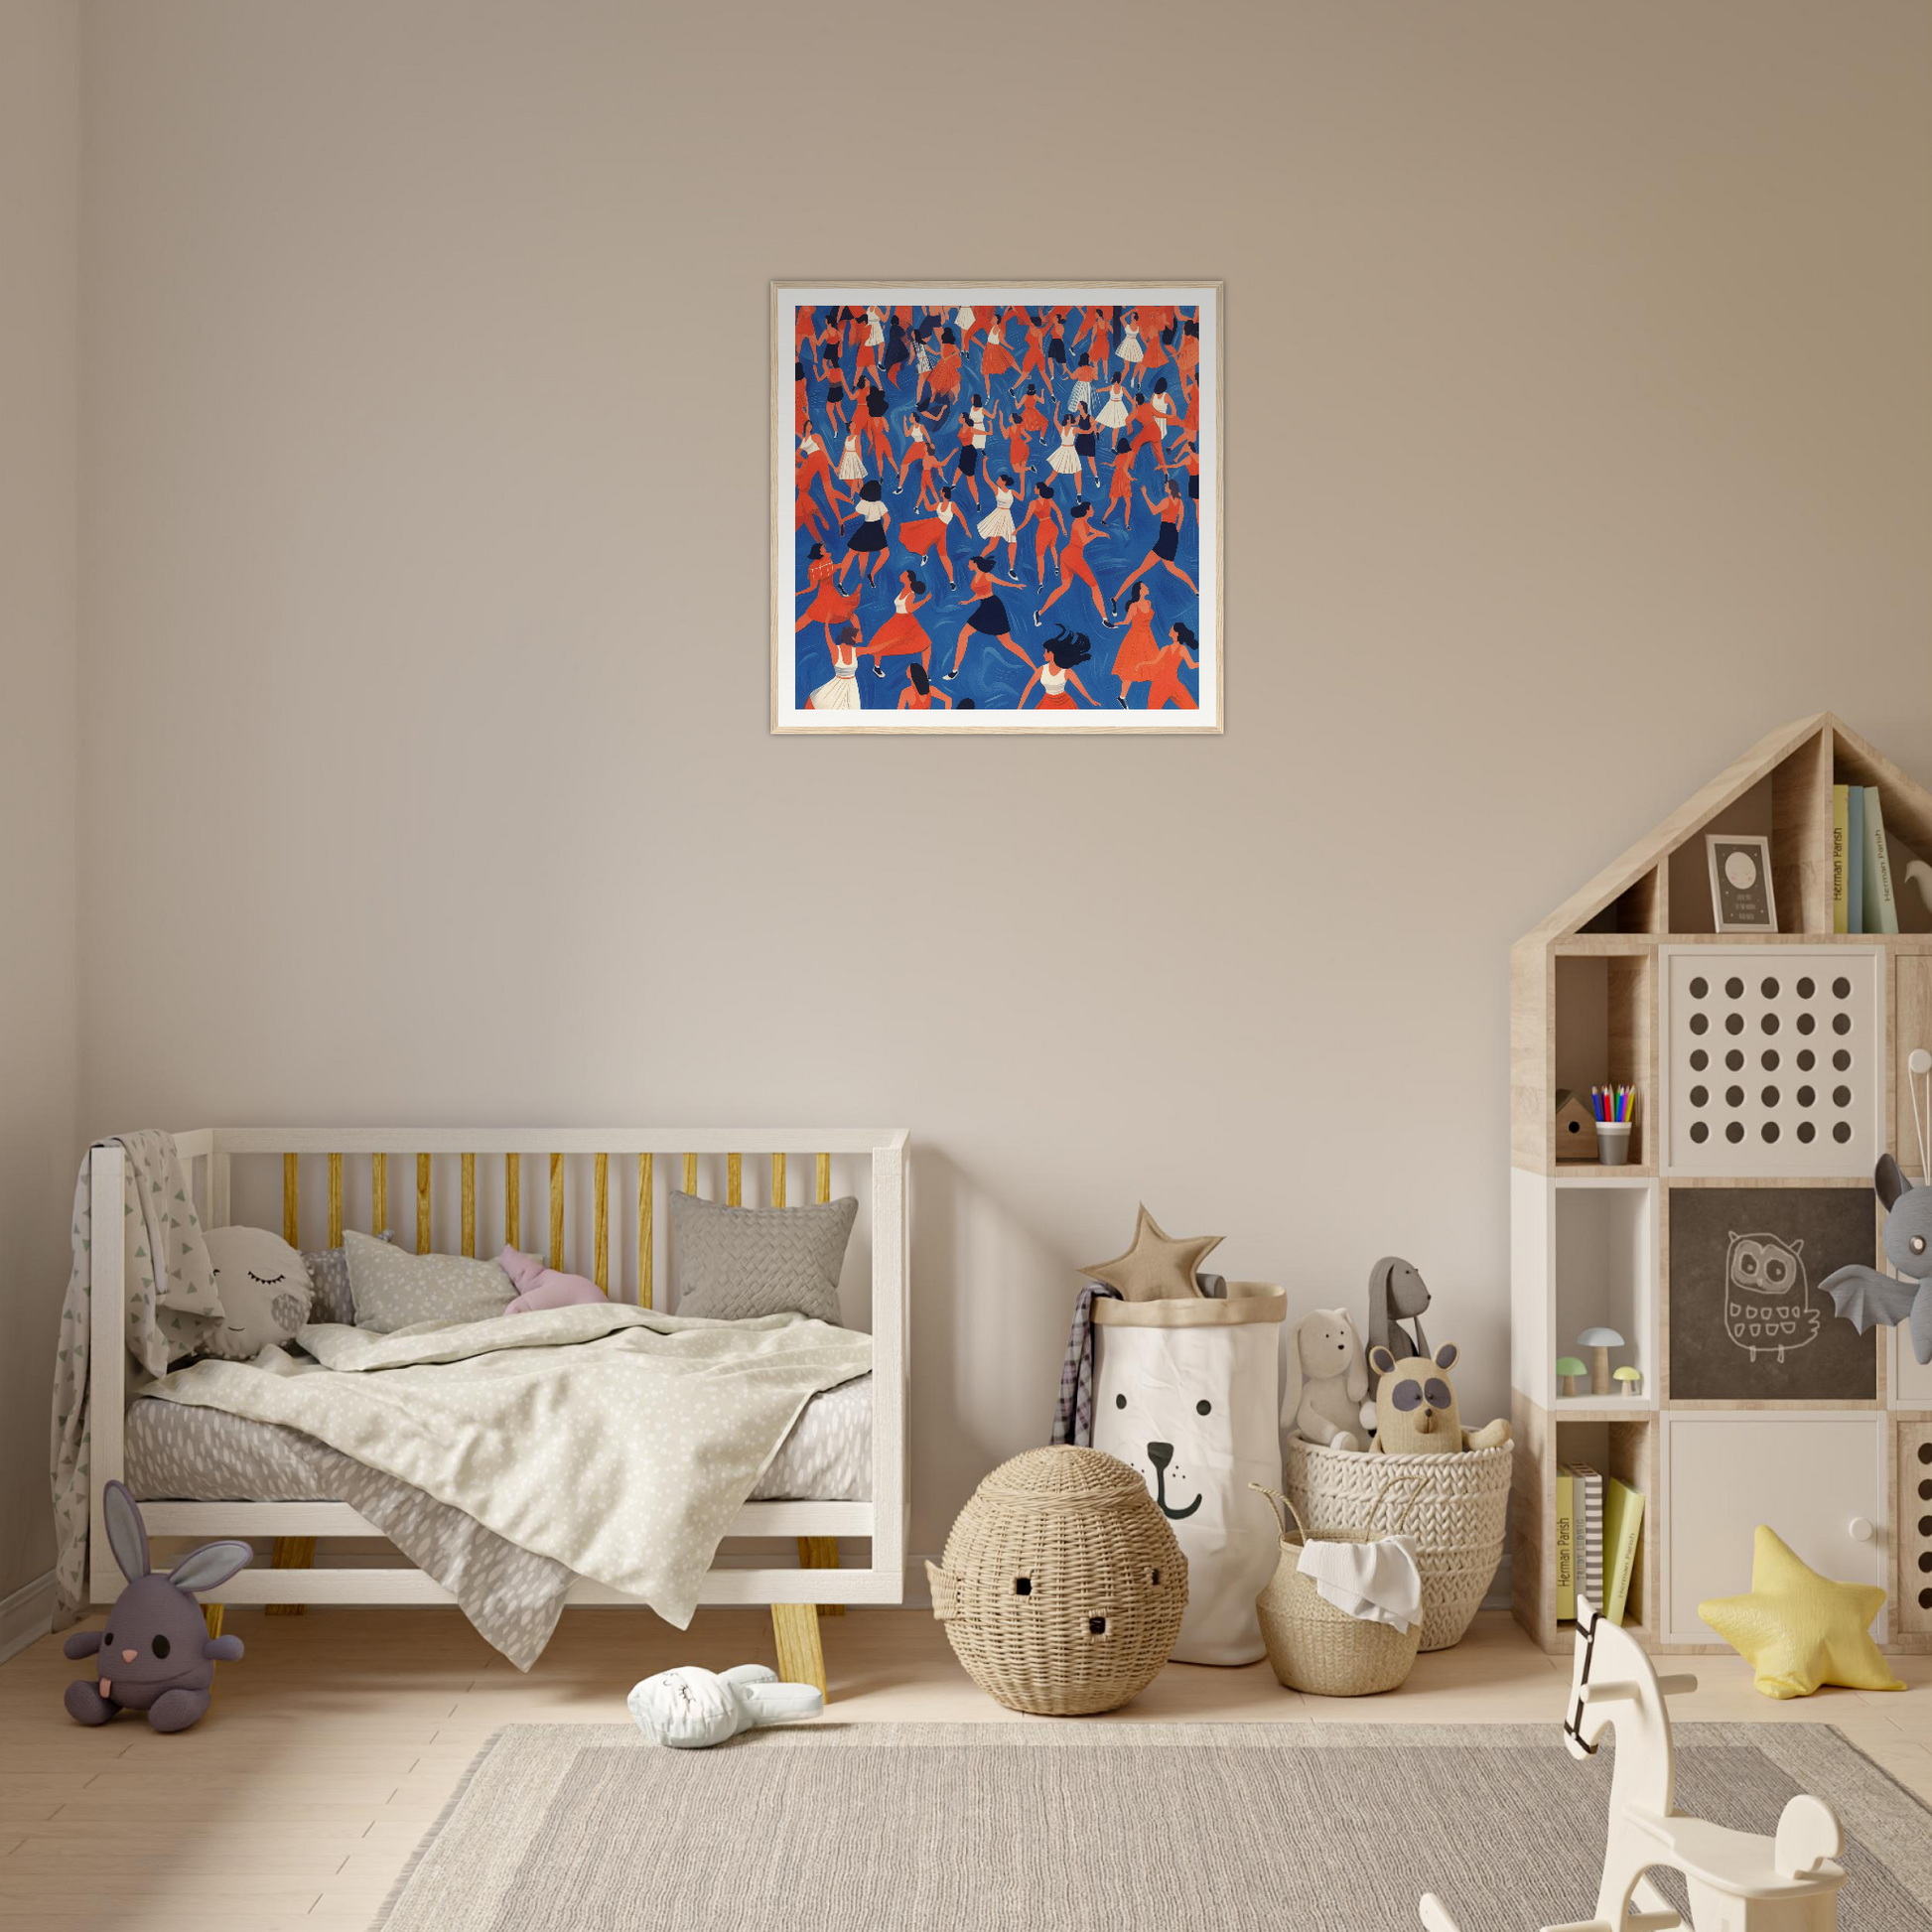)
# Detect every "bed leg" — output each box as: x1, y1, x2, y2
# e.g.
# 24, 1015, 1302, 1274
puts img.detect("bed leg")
266, 1536, 314, 1615
796, 1536, 845, 1615
203, 1603, 224, 1701
771, 1602, 829, 1703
